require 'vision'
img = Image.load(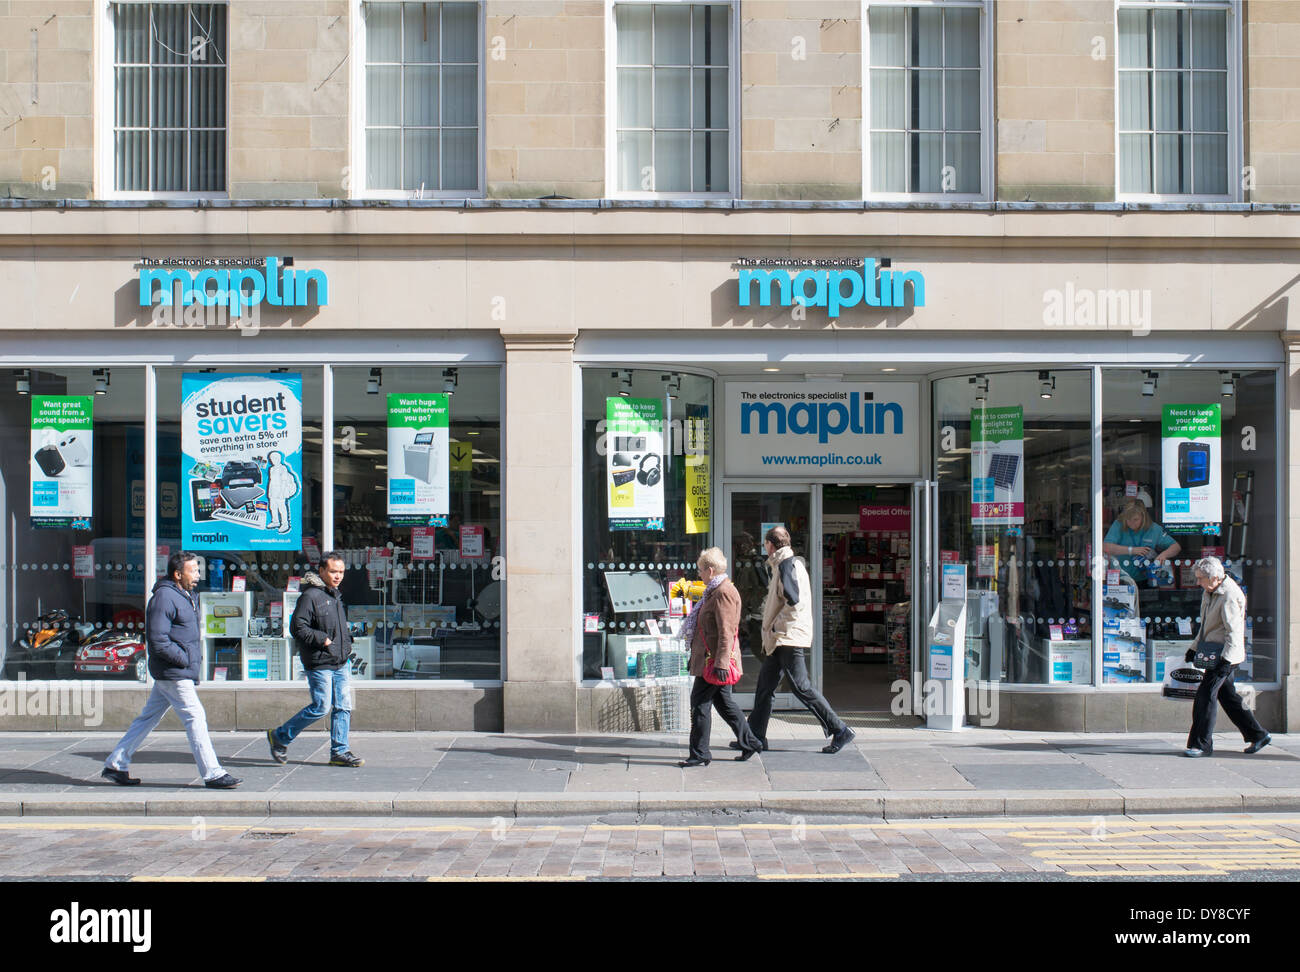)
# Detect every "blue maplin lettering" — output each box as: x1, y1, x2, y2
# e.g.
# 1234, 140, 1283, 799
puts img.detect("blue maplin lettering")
741, 393, 905, 443
738, 259, 925, 317
139, 257, 328, 318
